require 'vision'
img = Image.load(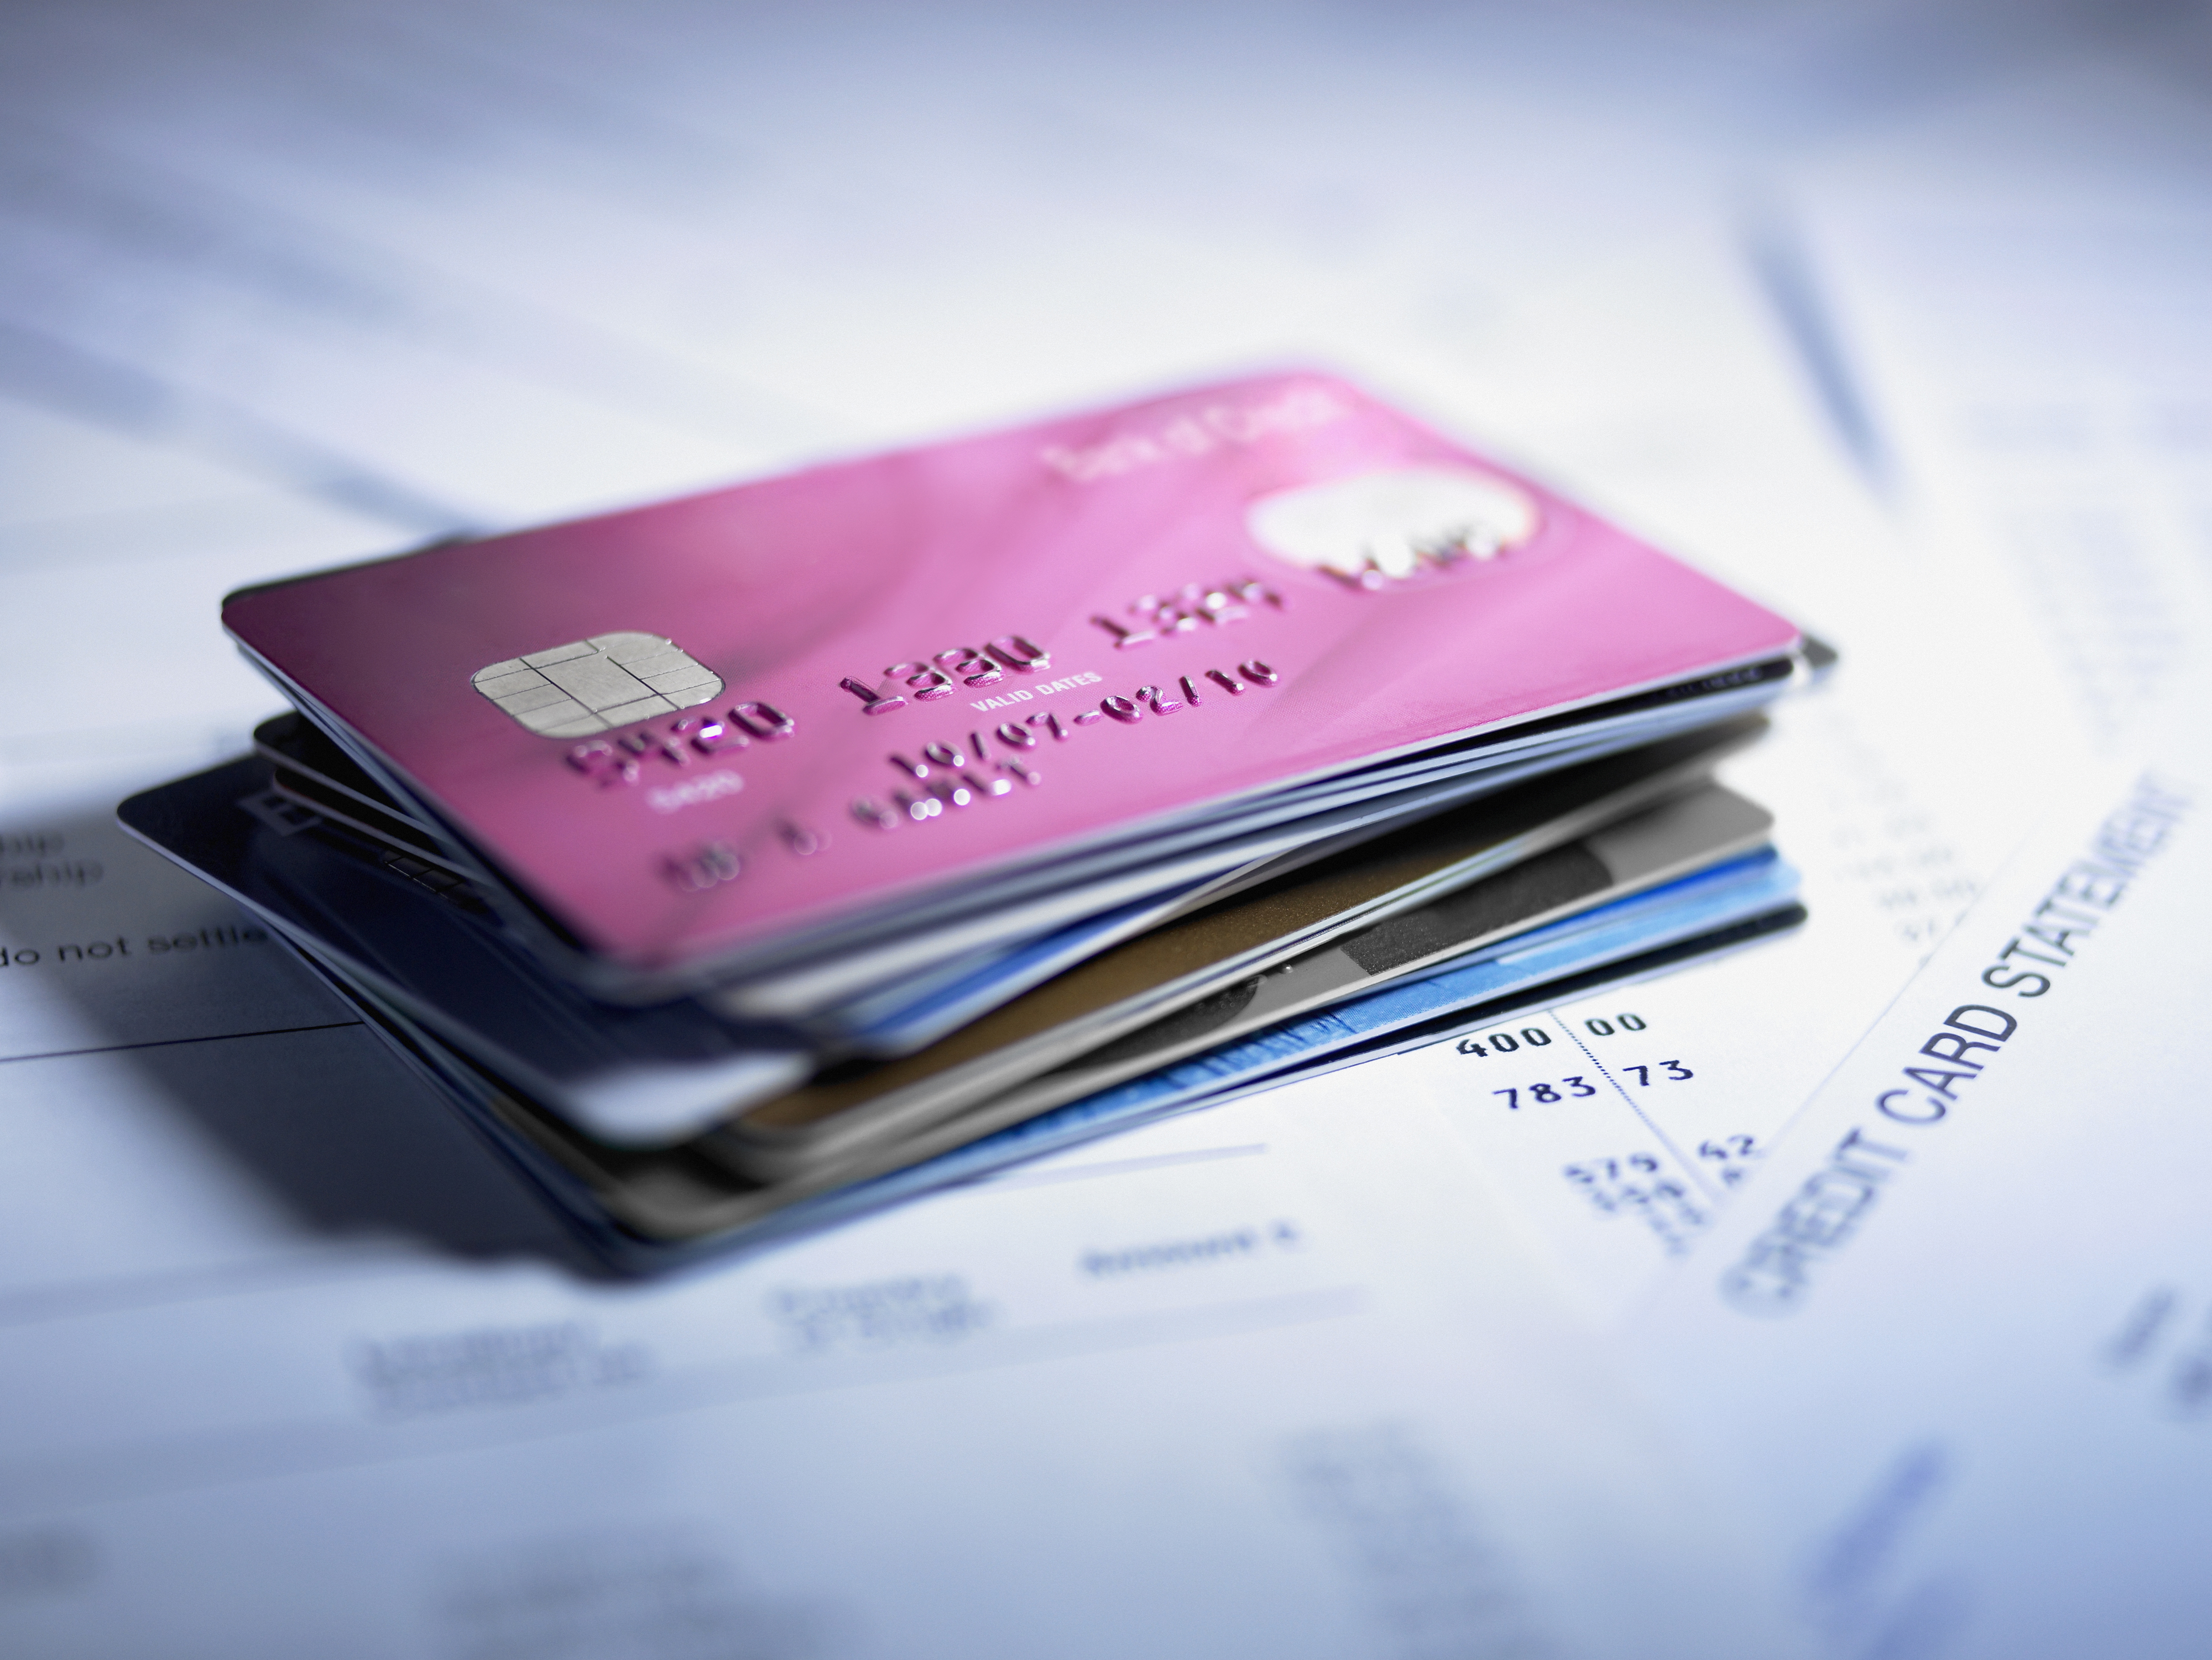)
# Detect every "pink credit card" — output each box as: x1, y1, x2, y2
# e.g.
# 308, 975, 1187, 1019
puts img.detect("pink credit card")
224, 372, 1799, 986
